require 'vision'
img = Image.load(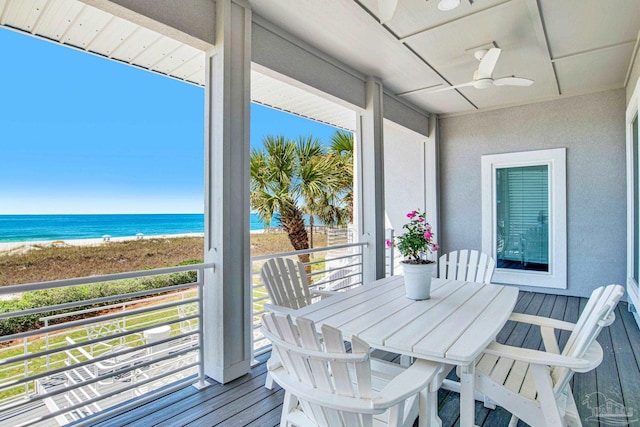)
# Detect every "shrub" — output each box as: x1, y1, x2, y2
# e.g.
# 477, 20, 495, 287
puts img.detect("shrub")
0, 271, 198, 337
